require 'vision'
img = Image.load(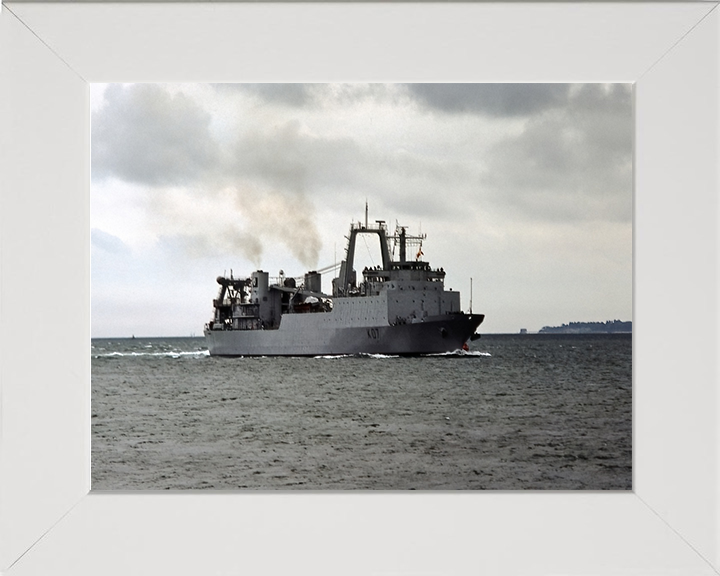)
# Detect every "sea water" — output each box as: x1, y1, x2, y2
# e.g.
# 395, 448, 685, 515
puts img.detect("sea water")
91, 333, 631, 490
